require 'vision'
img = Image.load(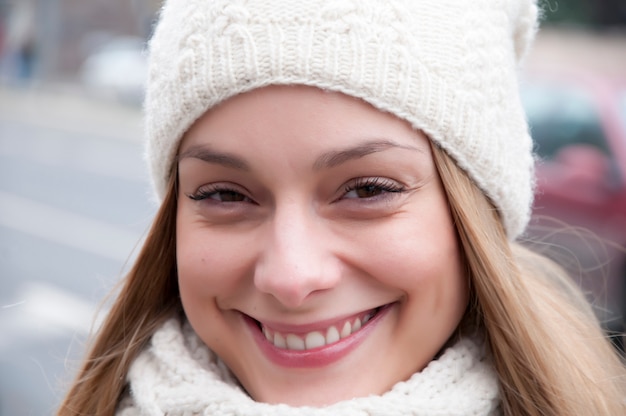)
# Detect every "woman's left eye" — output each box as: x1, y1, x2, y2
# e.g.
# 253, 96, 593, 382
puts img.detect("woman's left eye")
187, 185, 254, 204
342, 177, 405, 200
